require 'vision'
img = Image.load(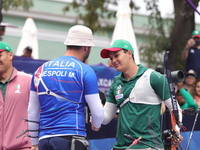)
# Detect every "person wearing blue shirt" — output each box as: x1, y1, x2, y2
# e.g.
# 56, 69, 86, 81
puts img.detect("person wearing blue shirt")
182, 30, 200, 79
27, 25, 104, 150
